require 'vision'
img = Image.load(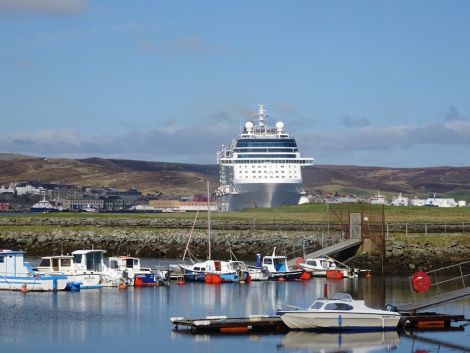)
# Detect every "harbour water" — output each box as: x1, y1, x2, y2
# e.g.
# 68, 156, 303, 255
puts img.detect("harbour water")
0, 259, 469, 353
